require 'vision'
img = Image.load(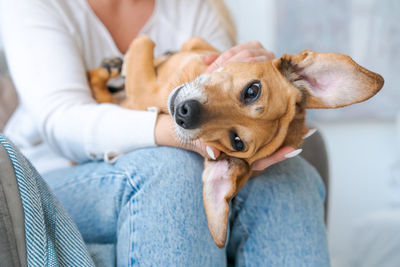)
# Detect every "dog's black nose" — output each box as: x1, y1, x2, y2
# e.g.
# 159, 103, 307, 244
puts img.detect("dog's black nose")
175, 100, 202, 129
